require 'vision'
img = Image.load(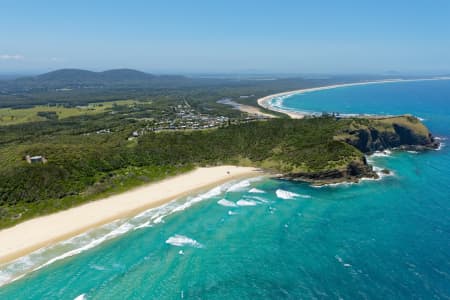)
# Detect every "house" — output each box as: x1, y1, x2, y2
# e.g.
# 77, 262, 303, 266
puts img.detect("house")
25, 155, 47, 164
